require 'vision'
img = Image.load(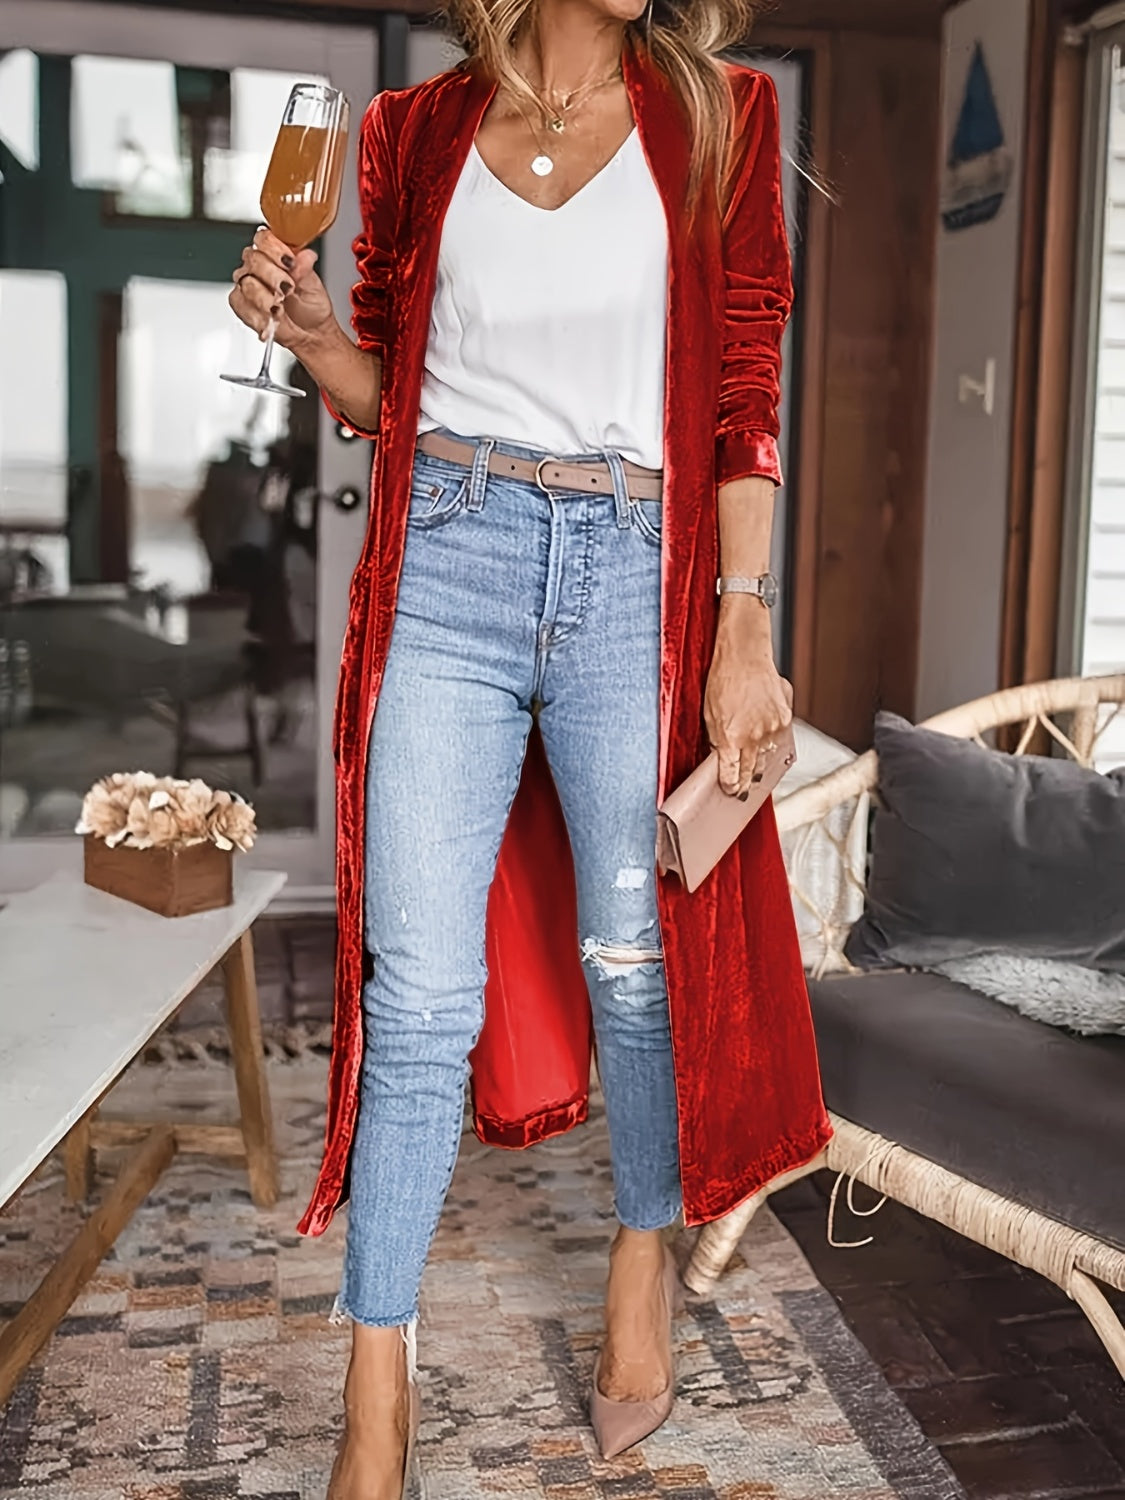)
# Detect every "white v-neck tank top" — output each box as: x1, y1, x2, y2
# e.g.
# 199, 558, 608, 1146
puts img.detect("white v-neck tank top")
416, 128, 669, 469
